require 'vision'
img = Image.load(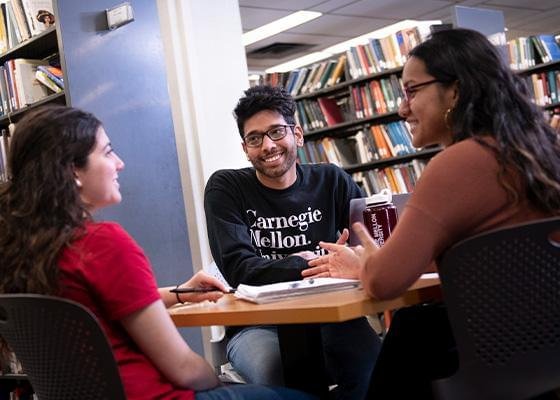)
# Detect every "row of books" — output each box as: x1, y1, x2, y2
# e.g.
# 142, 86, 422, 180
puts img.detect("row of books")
353, 159, 428, 196
0, 56, 62, 116
297, 120, 415, 167
262, 22, 437, 97
282, 55, 346, 96
523, 69, 560, 107
344, 24, 432, 80
508, 34, 560, 71
350, 75, 403, 119
0, 0, 54, 54
294, 74, 403, 132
